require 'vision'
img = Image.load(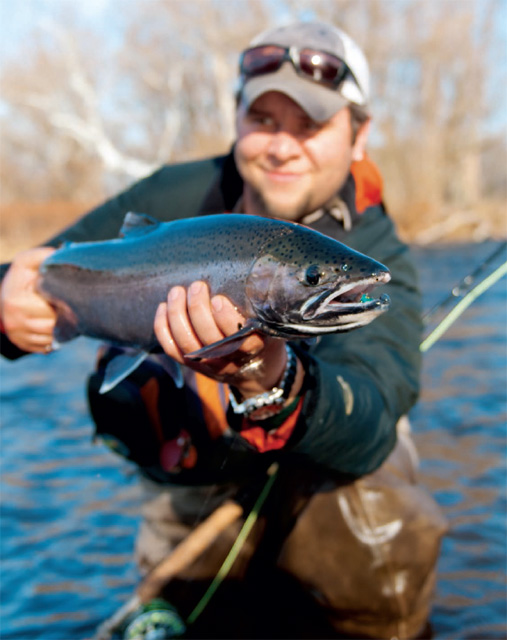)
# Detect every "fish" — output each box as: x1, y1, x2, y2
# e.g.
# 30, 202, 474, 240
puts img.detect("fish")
37, 212, 390, 392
